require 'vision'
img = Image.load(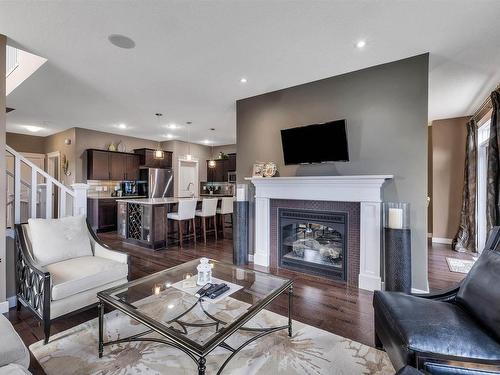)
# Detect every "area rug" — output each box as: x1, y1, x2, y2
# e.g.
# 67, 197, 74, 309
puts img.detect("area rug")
29, 304, 393, 375
446, 257, 476, 274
